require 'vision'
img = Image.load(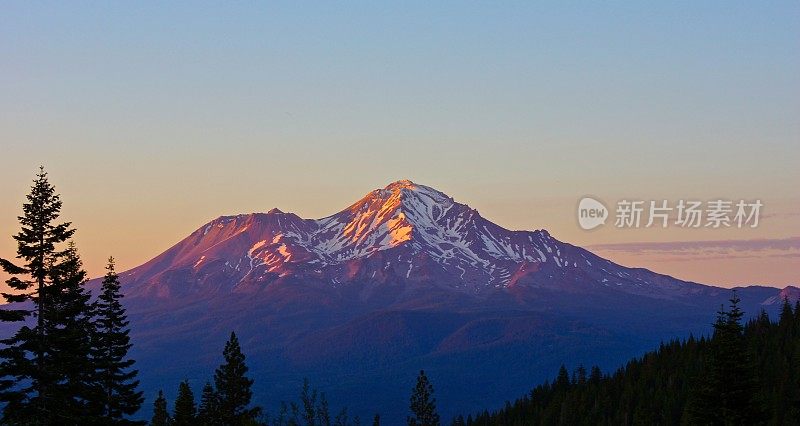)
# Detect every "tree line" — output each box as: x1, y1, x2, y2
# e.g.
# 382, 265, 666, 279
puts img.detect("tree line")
456, 293, 800, 425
